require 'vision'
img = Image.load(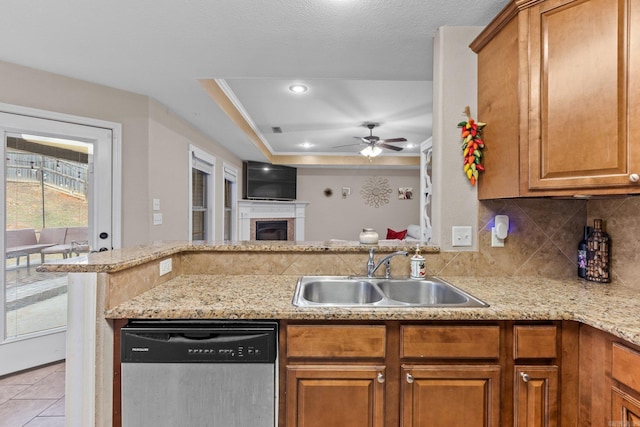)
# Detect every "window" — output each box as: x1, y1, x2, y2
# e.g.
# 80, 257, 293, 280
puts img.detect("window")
223, 164, 237, 242
192, 168, 207, 241
189, 145, 215, 242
